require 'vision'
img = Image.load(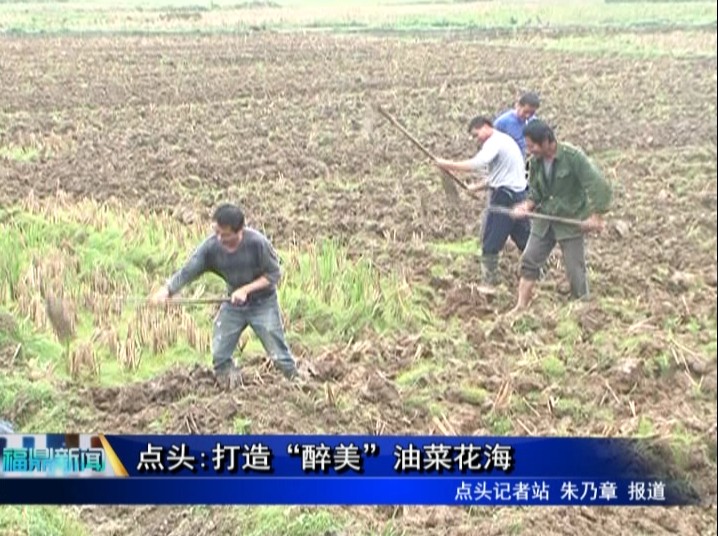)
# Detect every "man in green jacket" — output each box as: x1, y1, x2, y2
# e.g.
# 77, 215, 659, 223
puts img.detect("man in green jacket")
509, 120, 612, 312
